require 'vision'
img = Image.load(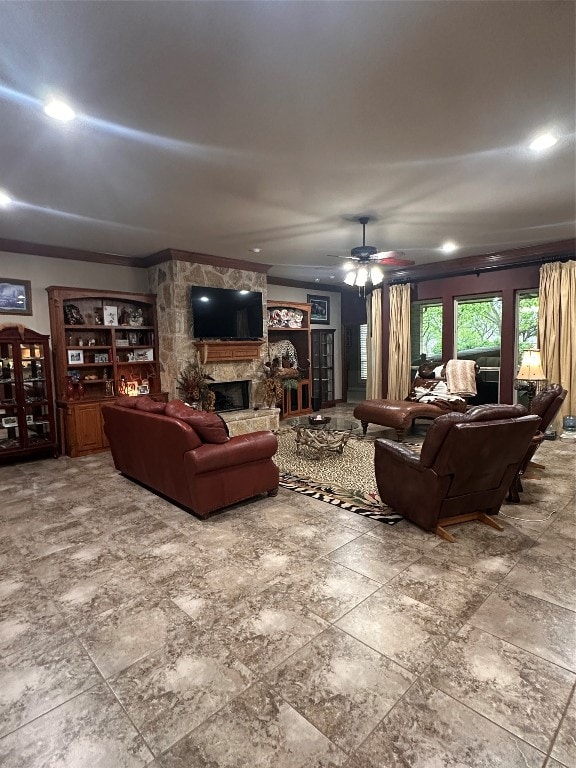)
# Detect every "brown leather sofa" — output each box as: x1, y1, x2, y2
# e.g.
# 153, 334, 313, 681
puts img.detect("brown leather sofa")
102, 396, 279, 518
374, 404, 540, 541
